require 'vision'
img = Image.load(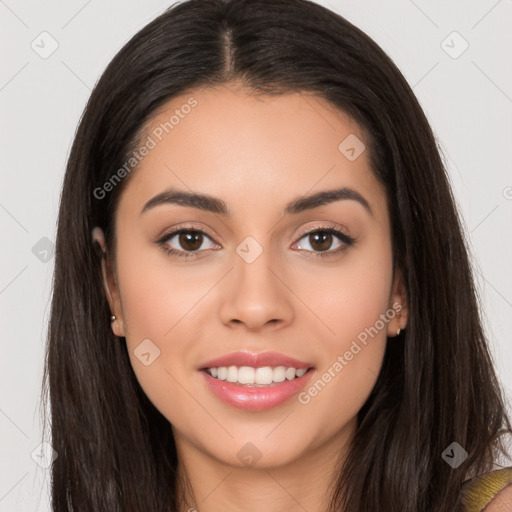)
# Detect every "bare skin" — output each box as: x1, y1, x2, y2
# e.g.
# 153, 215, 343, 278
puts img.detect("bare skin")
485, 484, 512, 511
93, 83, 408, 512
